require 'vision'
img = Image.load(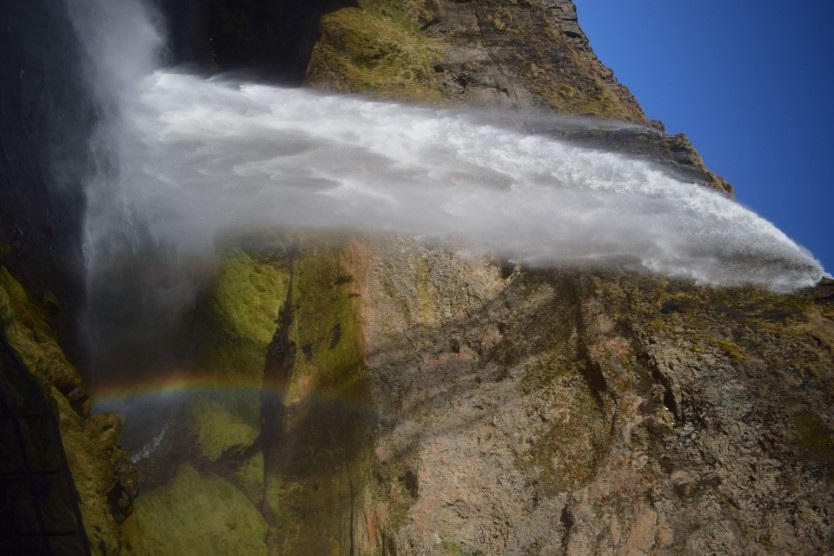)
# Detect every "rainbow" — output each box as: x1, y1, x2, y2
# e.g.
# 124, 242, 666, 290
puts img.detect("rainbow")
90, 370, 373, 415
91, 371, 269, 408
